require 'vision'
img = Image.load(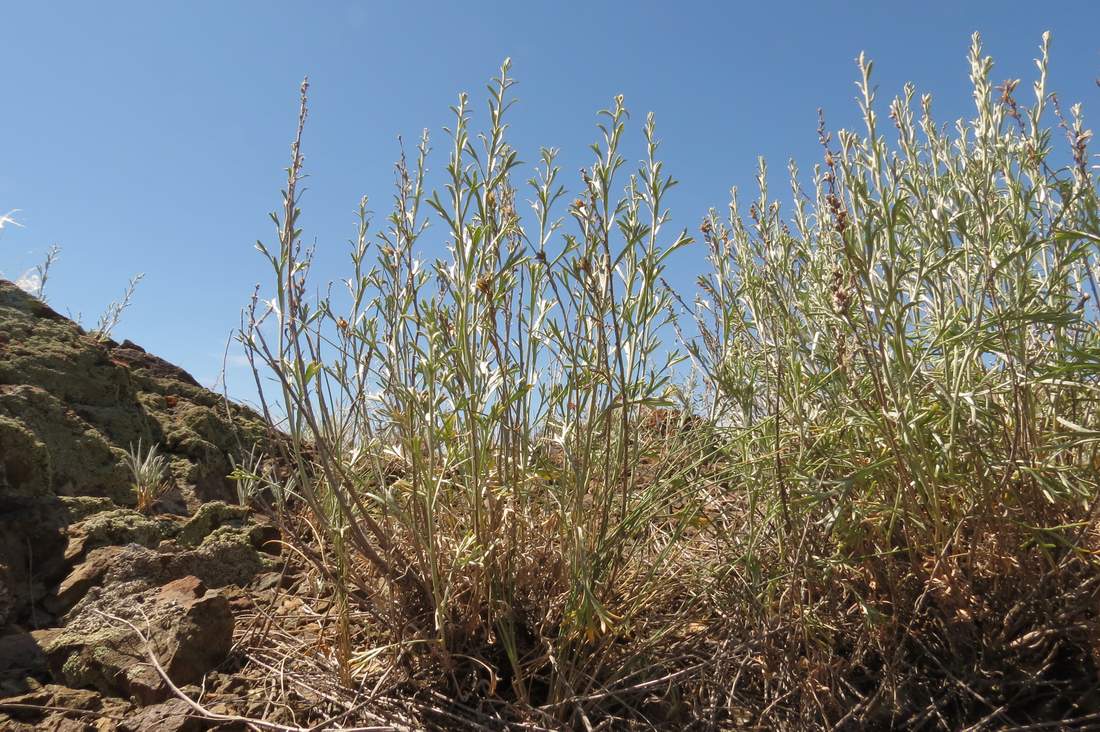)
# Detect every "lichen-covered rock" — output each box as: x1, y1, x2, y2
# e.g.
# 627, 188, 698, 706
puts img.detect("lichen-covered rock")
76, 509, 177, 553
0, 683, 111, 728
0, 279, 268, 509
177, 501, 249, 547
58, 496, 120, 522
0, 279, 287, 717
0, 496, 132, 625
0, 682, 138, 730
36, 576, 234, 704
52, 529, 273, 620
0, 413, 50, 499
0, 385, 133, 504
0, 279, 272, 628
